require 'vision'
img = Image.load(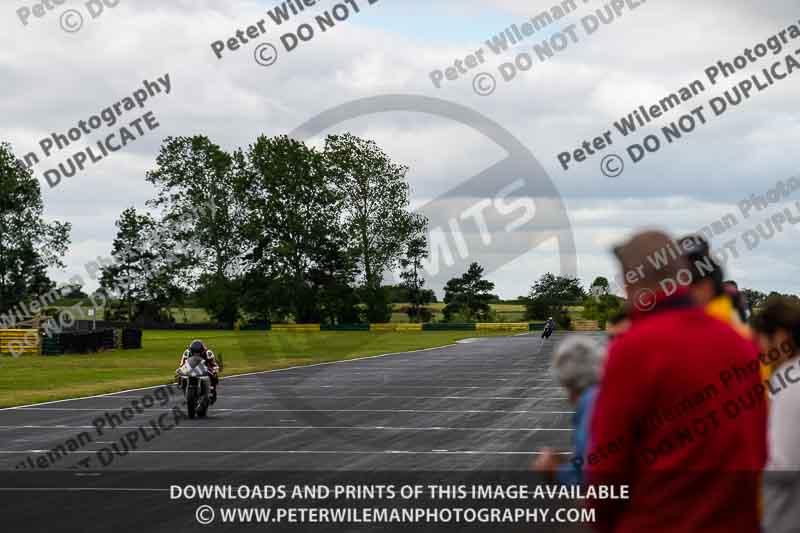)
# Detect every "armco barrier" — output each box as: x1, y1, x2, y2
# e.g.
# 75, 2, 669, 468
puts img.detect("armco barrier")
321, 323, 370, 331
476, 323, 529, 333
422, 323, 476, 331
369, 323, 423, 332
237, 322, 545, 333
572, 320, 600, 331
271, 324, 321, 332
240, 322, 270, 331
0, 329, 40, 355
